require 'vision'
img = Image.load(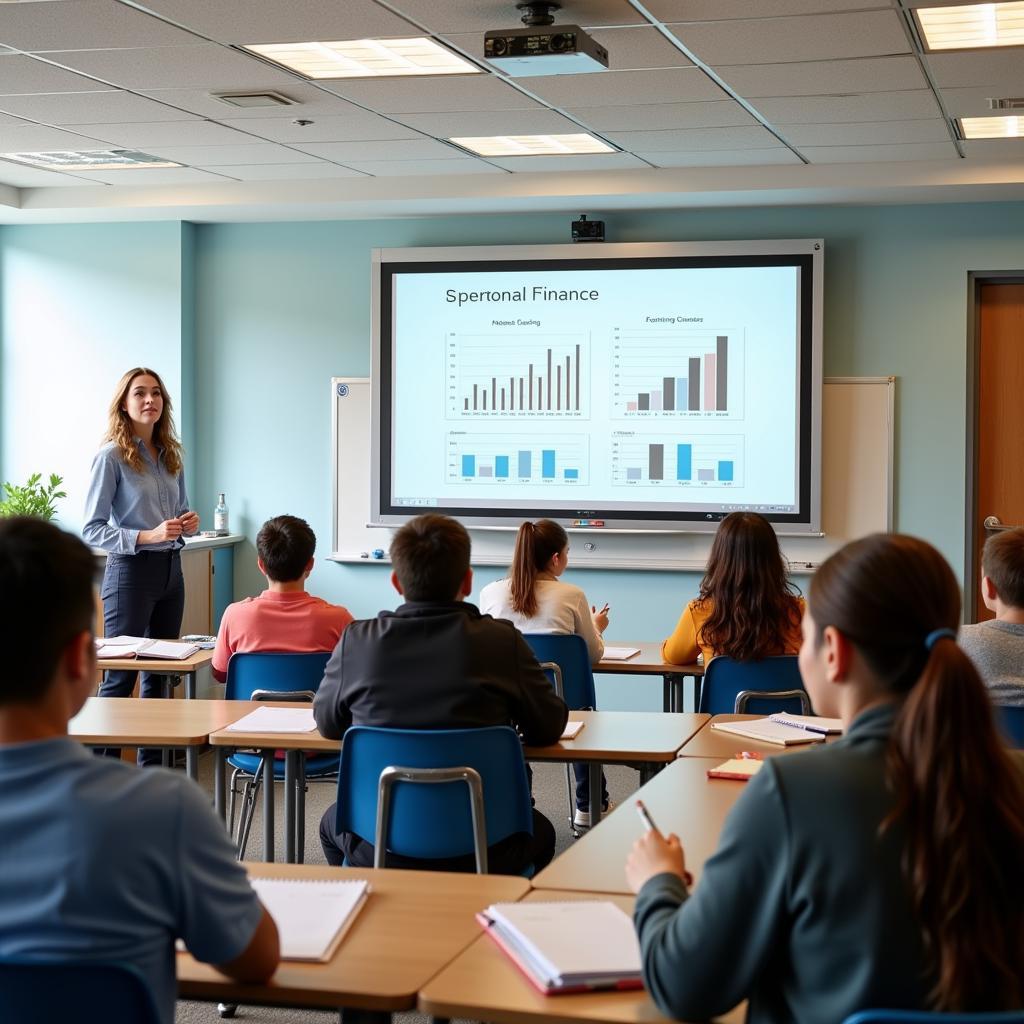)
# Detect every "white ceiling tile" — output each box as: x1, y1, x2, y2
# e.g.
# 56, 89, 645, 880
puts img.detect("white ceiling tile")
719, 55, 928, 96
642, 148, 803, 166
488, 152, 652, 171
963, 138, 1024, 160
71, 119, 258, 147
292, 138, 465, 161
141, 142, 321, 165
608, 125, 783, 151
926, 51, 1024, 91
566, 100, 758, 130
801, 141, 958, 161
390, 1, 645, 33
137, 0, 422, 45
783, 118, 951, 145
325, 75, 540, 113
522, 68, 727, 107
644, 0, 894, 18
221, 113, 422, 143
940, 87, 1023, 119
341, 157, 506, 175
0, 160, 107, 187
754, 90, 941, 123
0, 110, 30, 125
0, 0, 203, 52
0, 53, 109, 94
0, 123, 118, 149
136, 84, 365, 119
0, 89, 203, 123
667, 11, 910, 65
48, 44, 297, 90
60, 165, 236, 184
209, 161, 370, 180
396, 108, 583, 136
